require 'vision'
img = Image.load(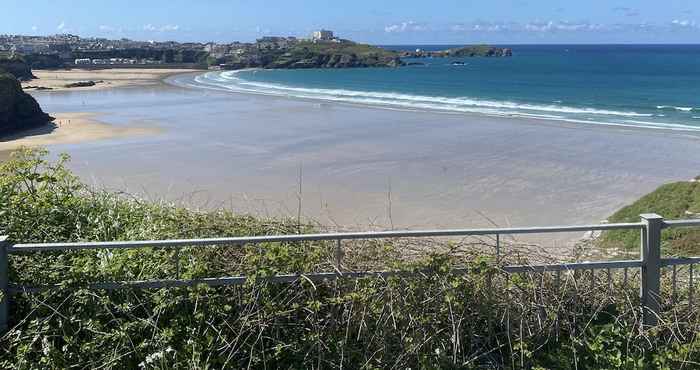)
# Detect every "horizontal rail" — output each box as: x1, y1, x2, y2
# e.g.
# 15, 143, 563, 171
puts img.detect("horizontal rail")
664, 219, 700, 228
503, 260, 641, 273
7, 222, 644, 252
662, 257, 700, 267
8, 260, 642, 294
